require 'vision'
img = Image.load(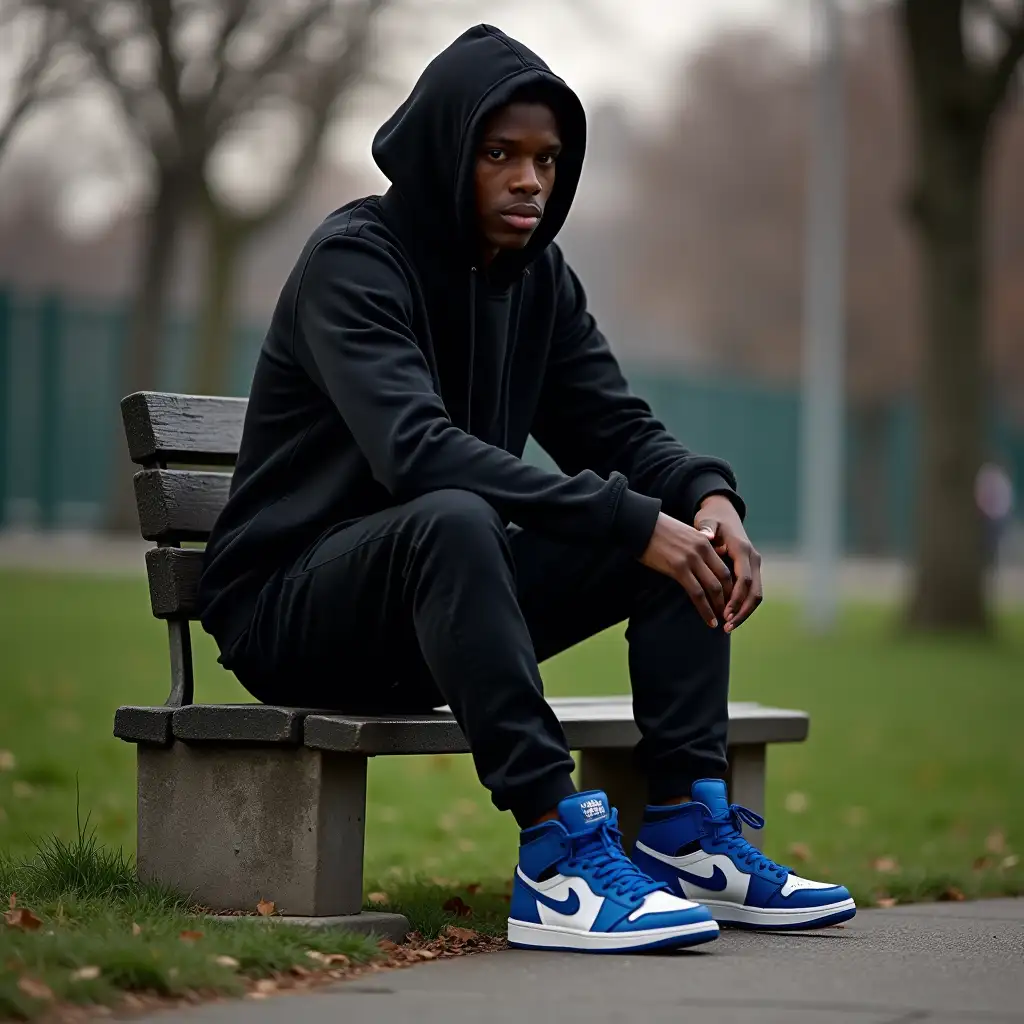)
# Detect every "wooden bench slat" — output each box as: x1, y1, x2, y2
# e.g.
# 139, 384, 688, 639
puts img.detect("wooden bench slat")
122, 392, 246, 467
134, 469, 231, 543
146, 546, 203, 619
113, 698, 808, 750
